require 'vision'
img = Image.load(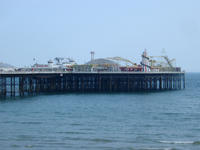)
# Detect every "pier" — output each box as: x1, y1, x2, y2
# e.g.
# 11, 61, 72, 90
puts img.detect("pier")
0, 72, 185, 98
